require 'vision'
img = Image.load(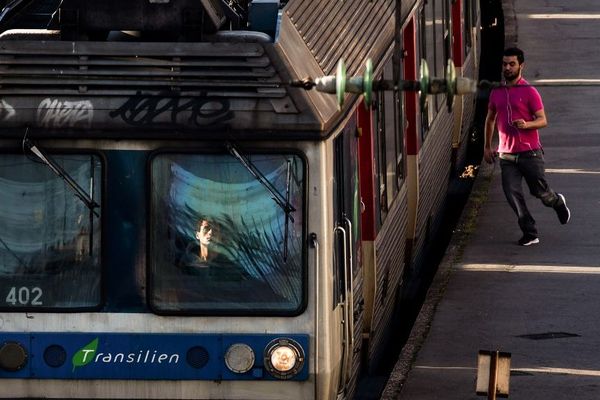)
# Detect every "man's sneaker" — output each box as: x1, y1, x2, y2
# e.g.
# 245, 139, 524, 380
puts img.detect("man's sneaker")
555, 193, 571, 224
518, 235, 540, 246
